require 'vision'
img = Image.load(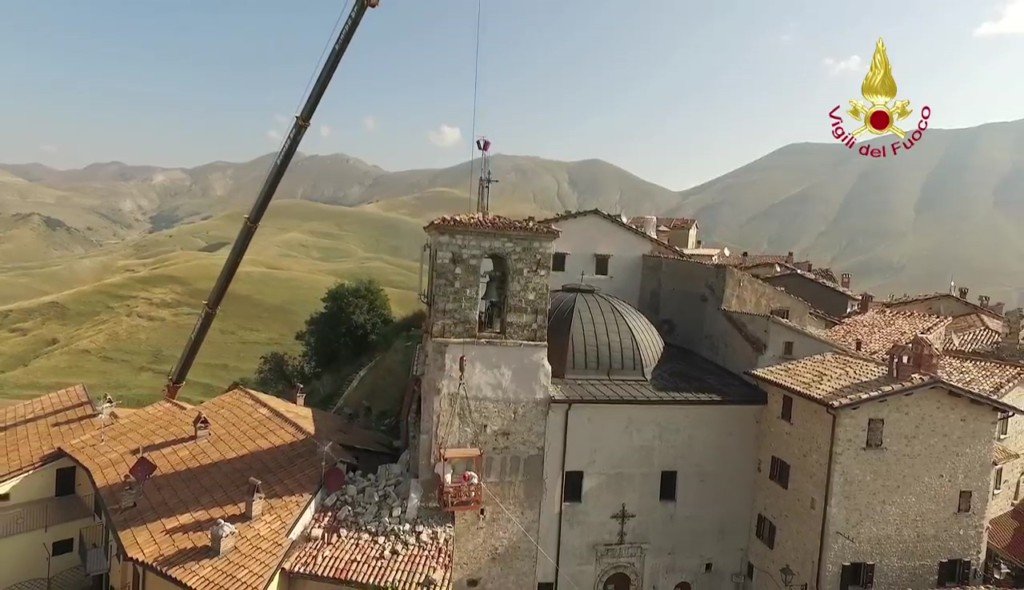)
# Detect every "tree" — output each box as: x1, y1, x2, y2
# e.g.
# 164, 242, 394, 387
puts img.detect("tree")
253, 351, 306, 397
295, 279, 394, 376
